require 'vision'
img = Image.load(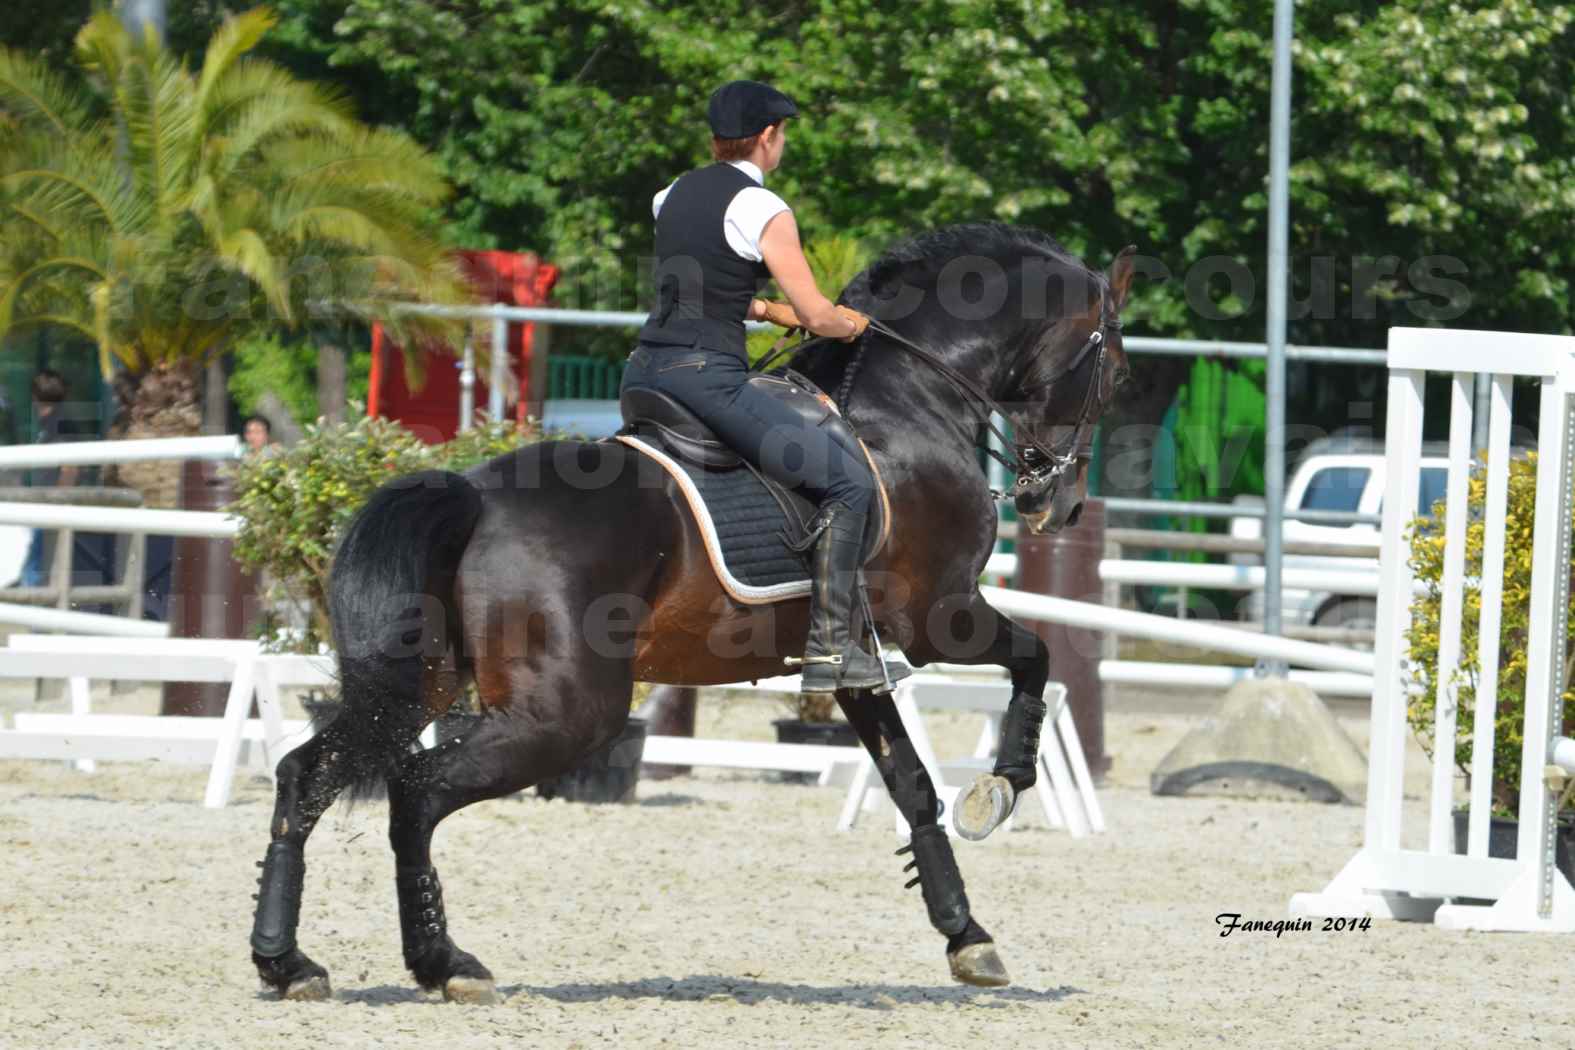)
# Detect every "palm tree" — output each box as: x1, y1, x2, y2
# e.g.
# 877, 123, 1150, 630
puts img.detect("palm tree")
0, 8, 469, 504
